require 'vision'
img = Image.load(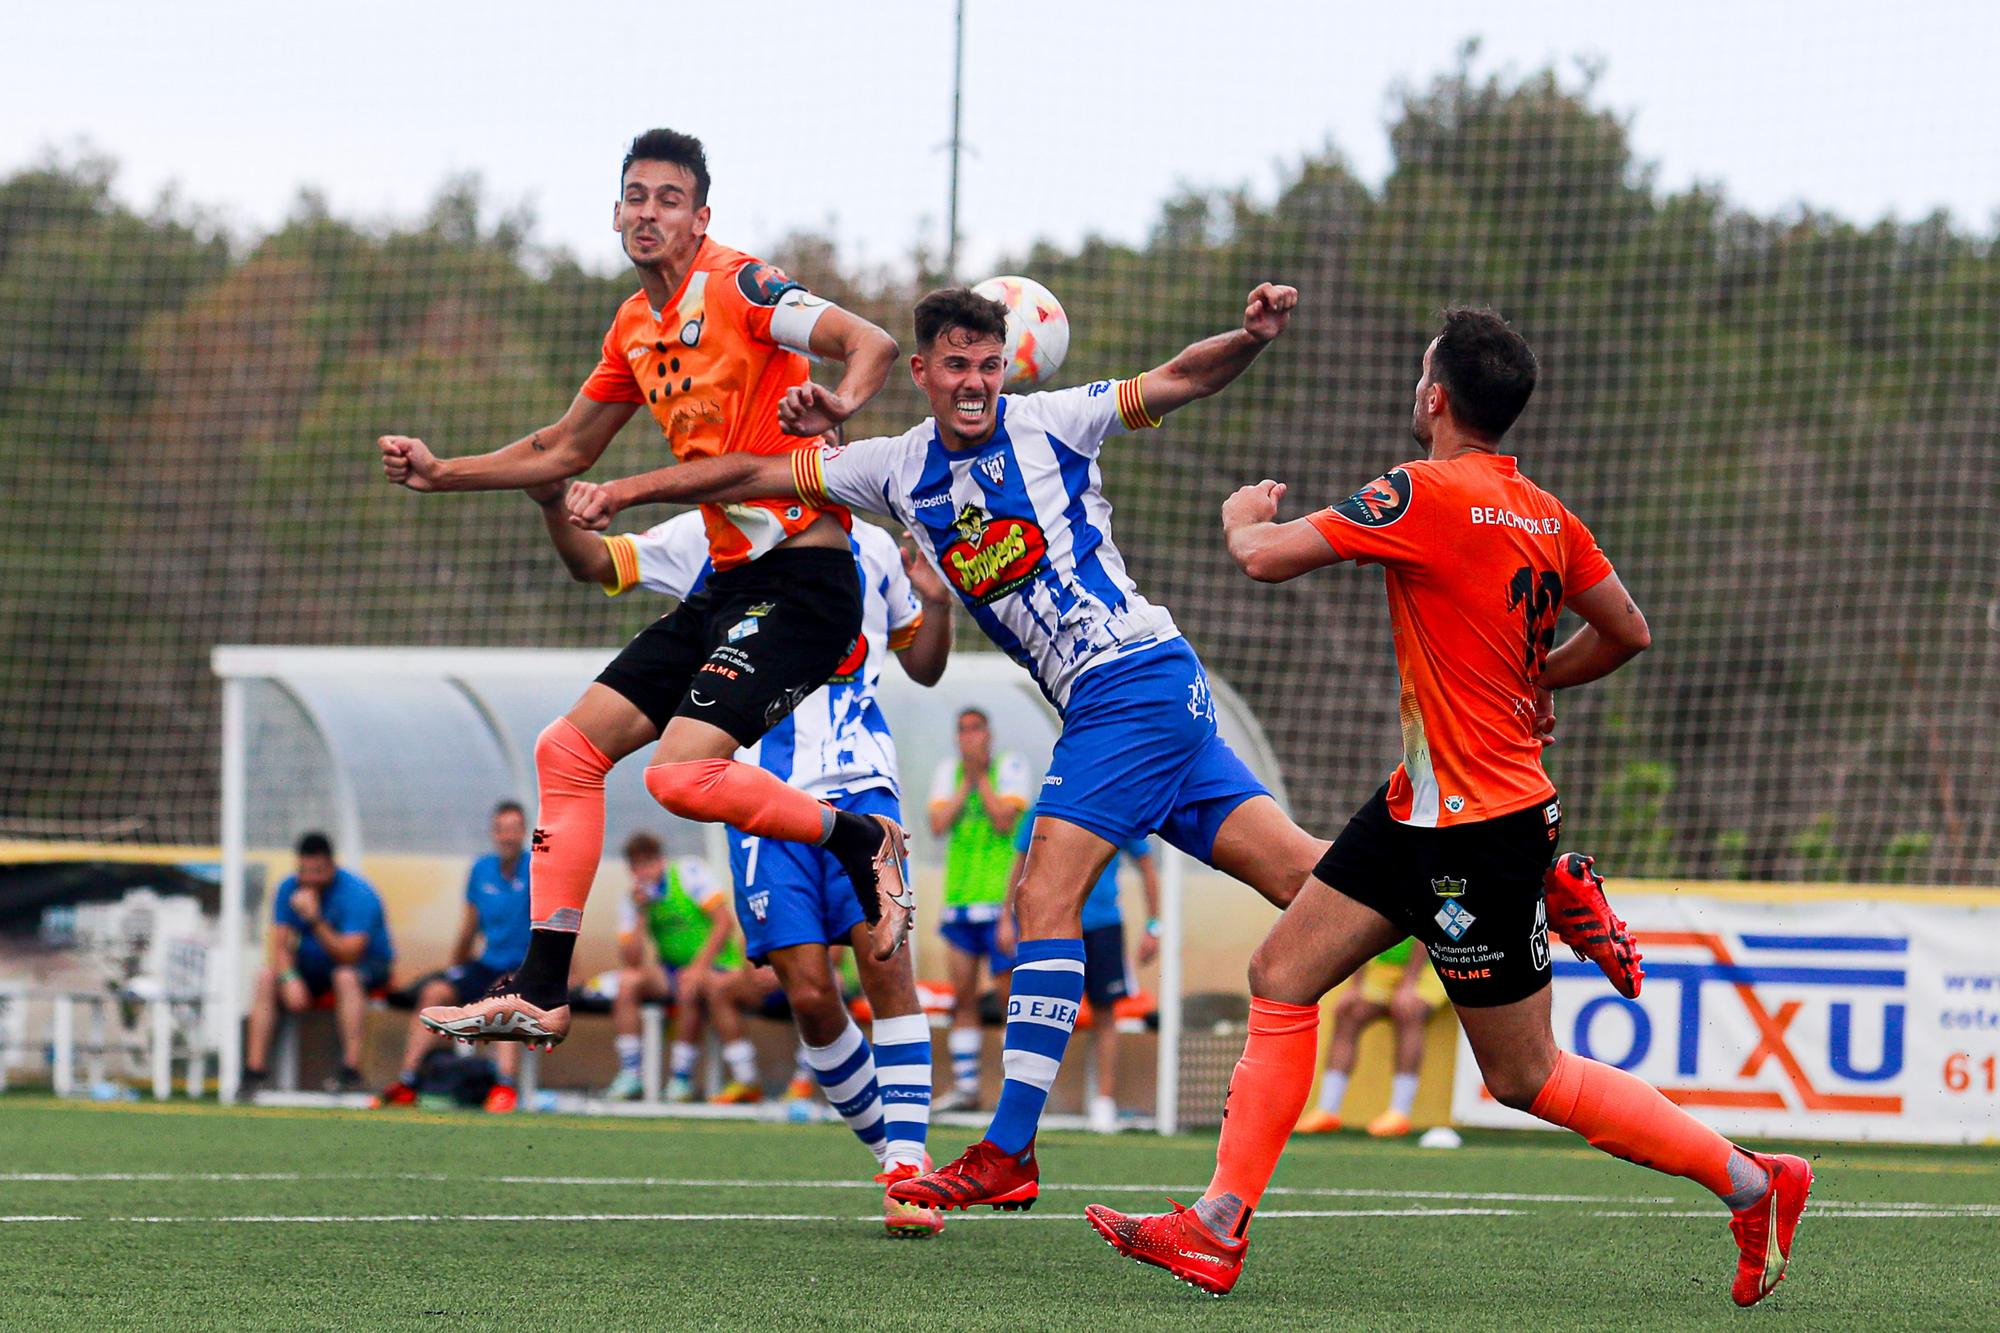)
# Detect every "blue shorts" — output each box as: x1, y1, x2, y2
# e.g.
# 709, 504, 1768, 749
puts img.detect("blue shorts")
1037, 639, 1268, 861
297, 957, 390, 998
939, 910, 1015, 974
730, 785, 899, 965
442, 960, 507, 1005
1081, 922, 1130, 1011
